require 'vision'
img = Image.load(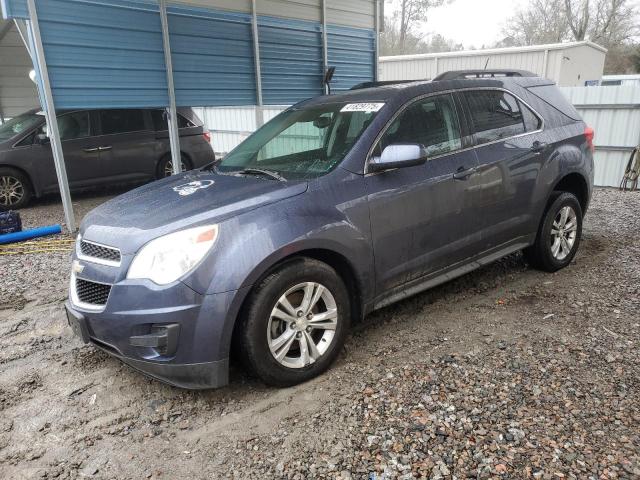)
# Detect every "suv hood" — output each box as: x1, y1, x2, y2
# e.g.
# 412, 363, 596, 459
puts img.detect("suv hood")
81, 170, 308, 254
